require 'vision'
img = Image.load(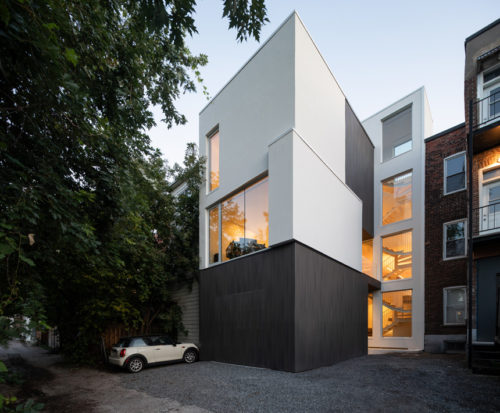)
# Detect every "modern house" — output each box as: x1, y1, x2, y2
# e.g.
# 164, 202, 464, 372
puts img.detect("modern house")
424, 19, 500, 368
196, 11, 439, 372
